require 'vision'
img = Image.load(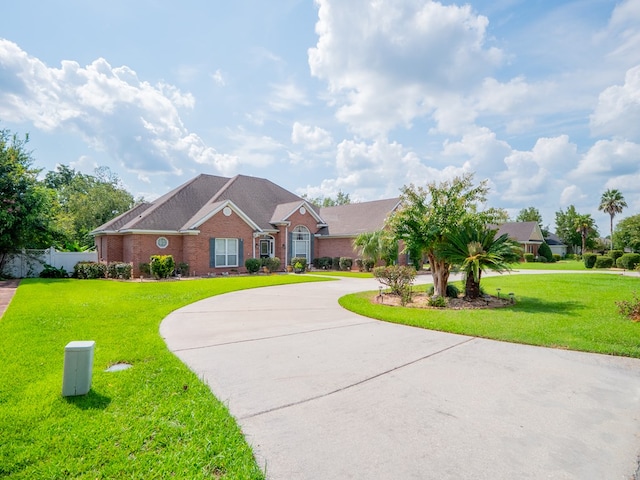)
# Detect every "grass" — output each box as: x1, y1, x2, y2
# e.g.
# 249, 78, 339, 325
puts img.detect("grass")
0, 275, 329, 479
510, 260, 586, 270
308, 270, 373, 278
339, 274, 640, 358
